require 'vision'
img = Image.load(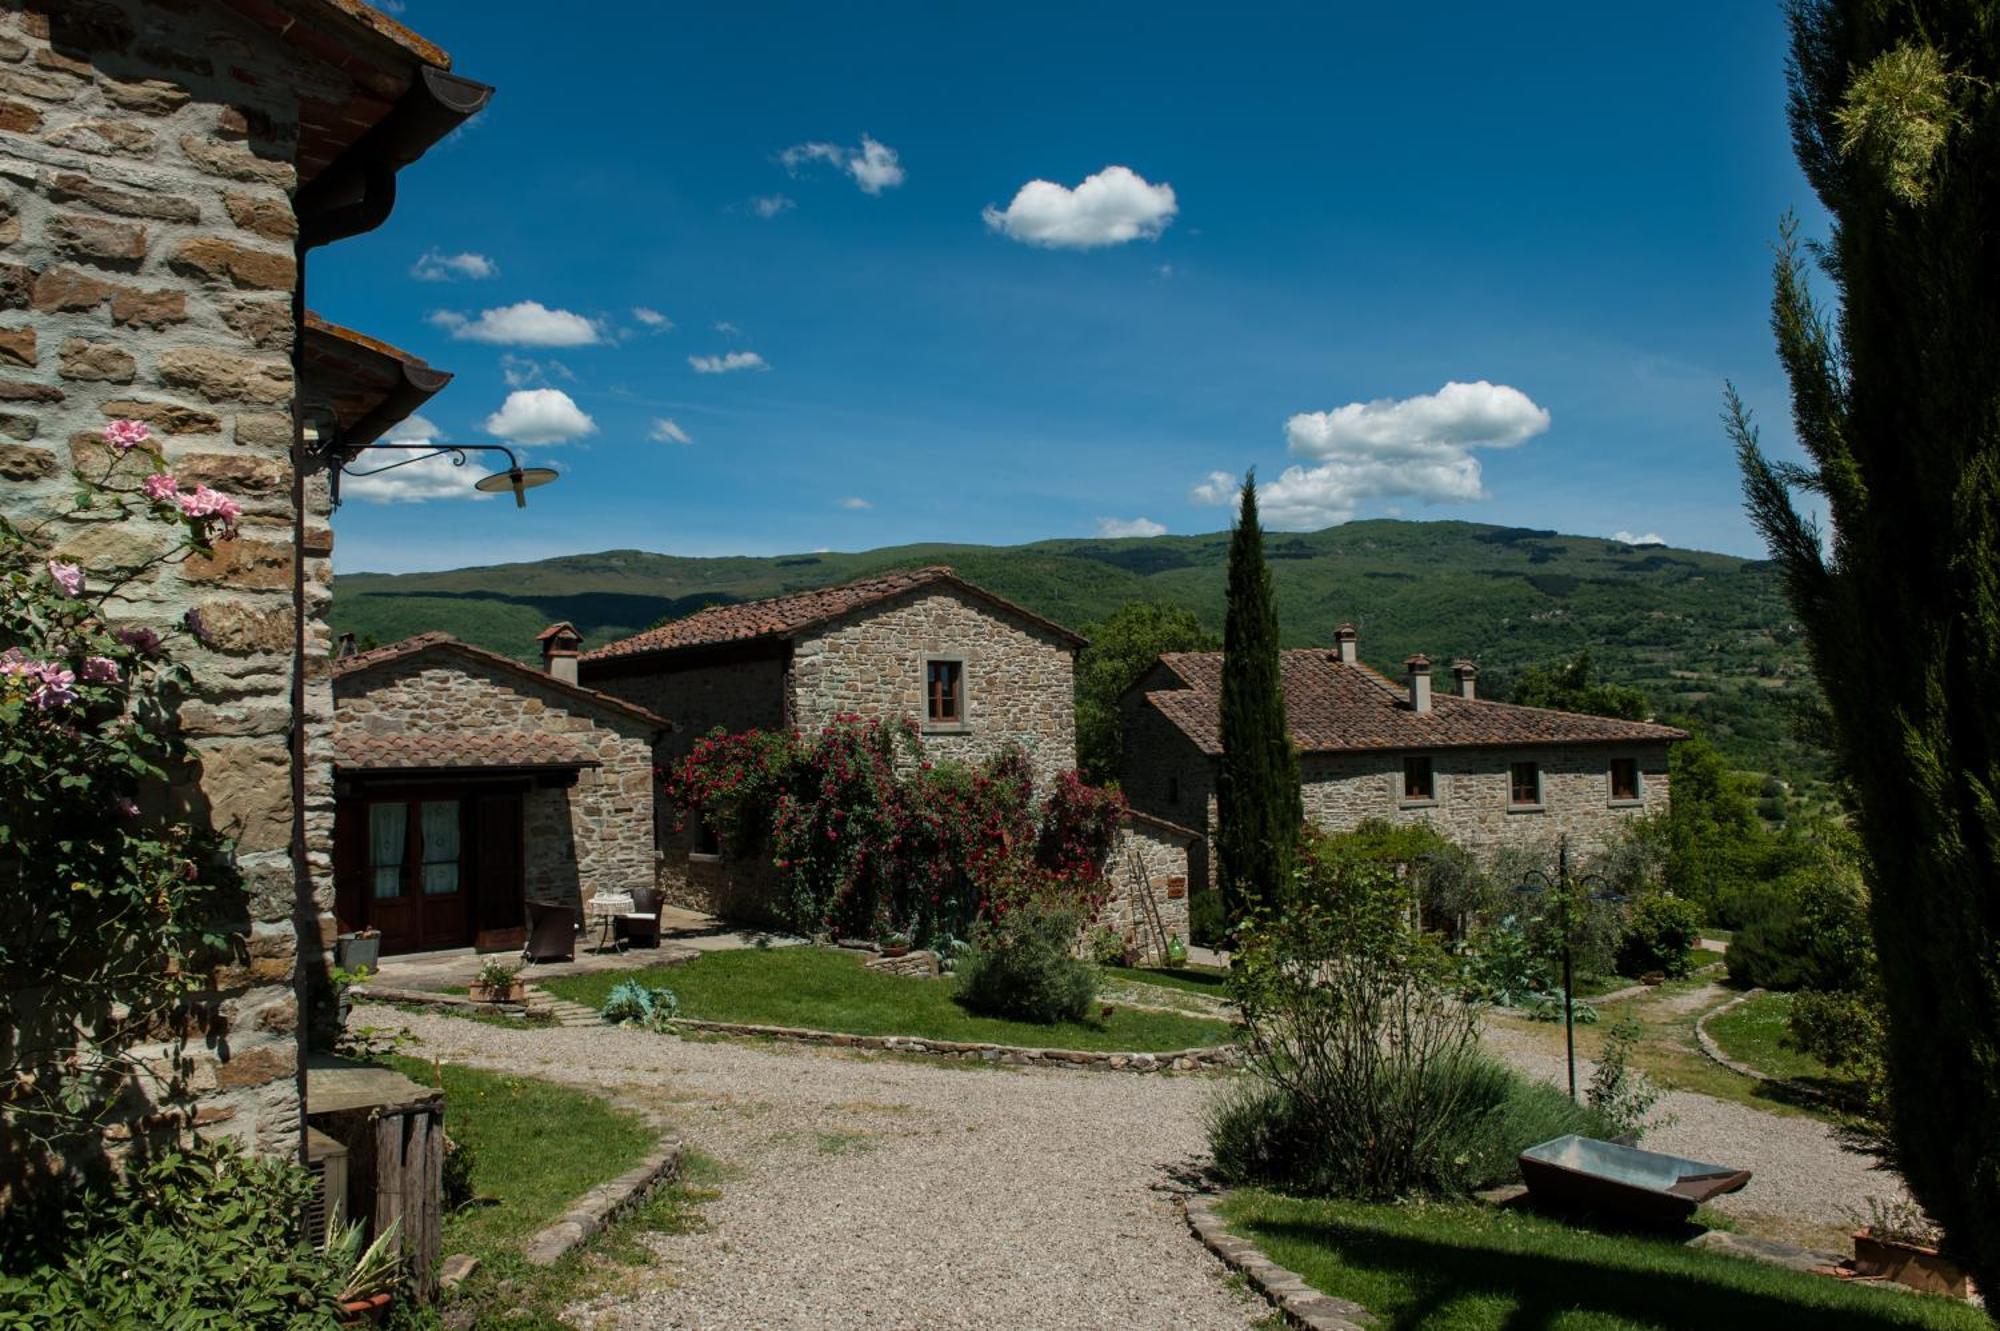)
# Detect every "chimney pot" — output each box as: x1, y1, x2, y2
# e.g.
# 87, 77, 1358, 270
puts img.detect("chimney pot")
1405, 653, 1433, 713
539, 622, 582, 685
335, 632, 356, 659
1452, 659, 1479, 700
1335, 623, 1358, 666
